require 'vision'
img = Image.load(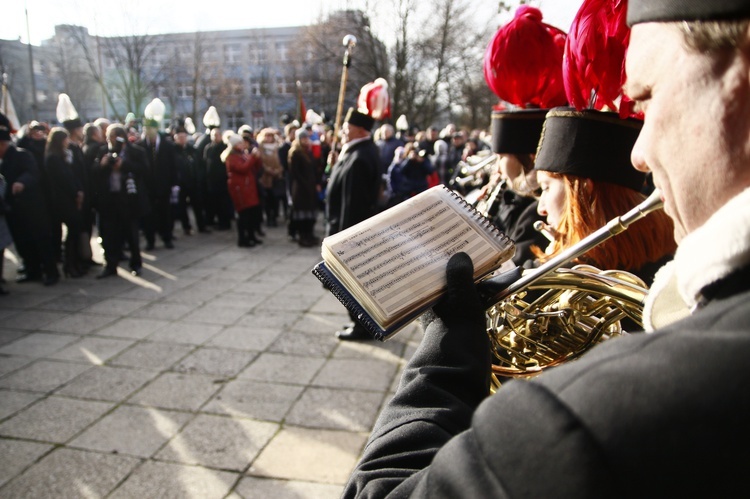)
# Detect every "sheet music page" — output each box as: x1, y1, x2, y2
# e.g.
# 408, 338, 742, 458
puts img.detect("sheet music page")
323, 186, 512, 321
